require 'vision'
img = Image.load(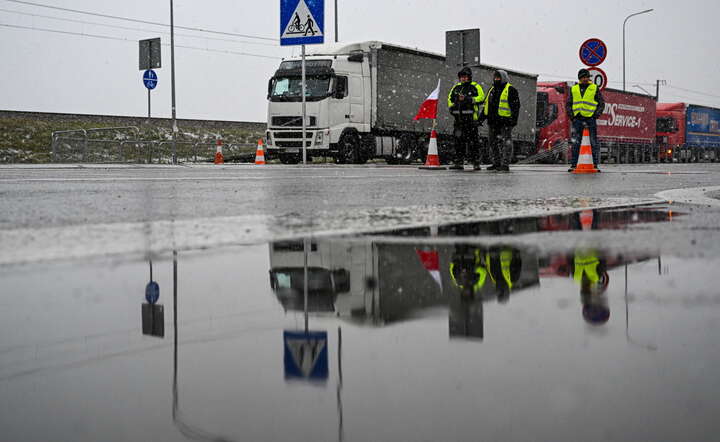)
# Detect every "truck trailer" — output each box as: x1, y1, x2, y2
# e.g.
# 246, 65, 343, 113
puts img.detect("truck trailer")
265, 41, 538, 164
656, 103, 720, 162
536, 82, 657, 163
